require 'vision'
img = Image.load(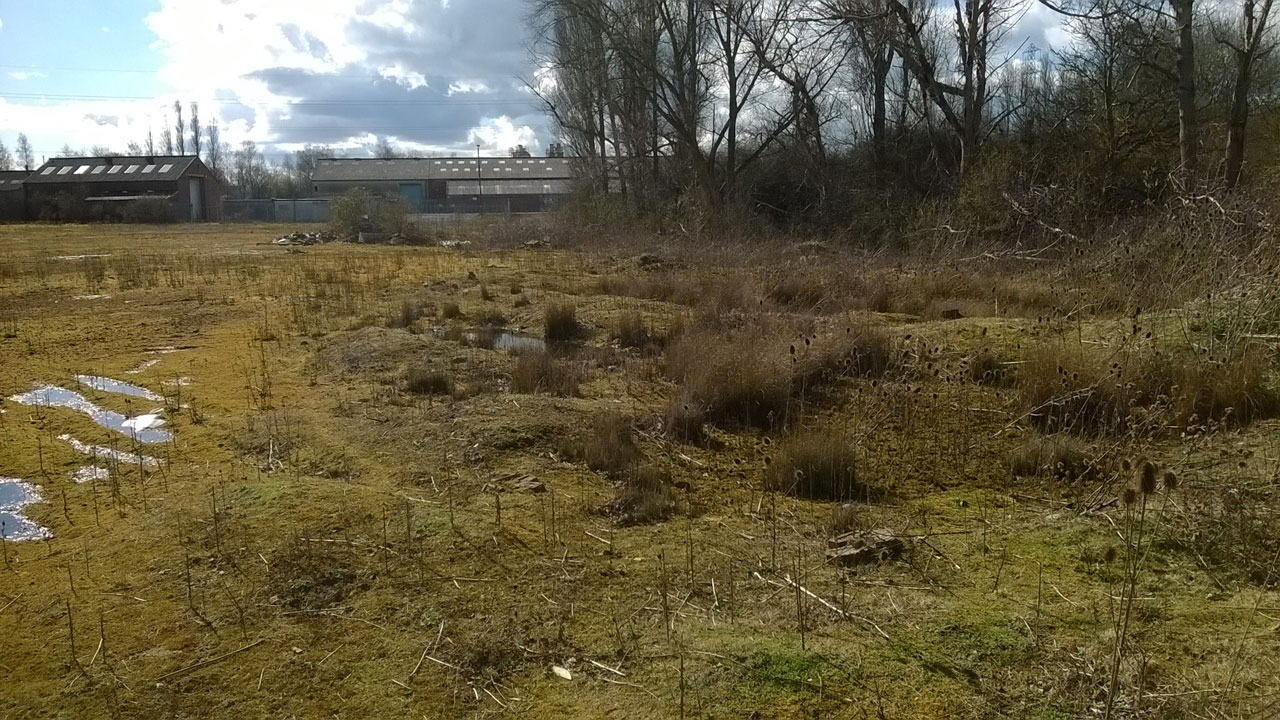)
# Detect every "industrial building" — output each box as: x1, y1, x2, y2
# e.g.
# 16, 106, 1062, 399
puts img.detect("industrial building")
311, 157, 578, 213
0, 170, 27, 222
23, 155, 222, 222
